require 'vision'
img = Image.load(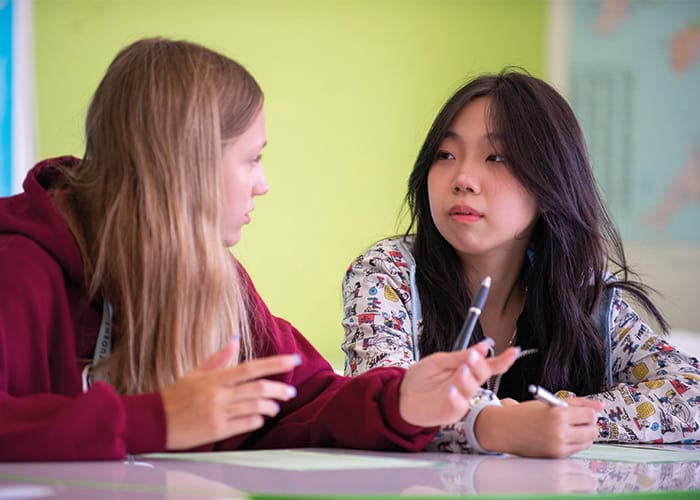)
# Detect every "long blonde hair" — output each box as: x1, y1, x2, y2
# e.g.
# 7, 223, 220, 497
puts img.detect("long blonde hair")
61, 38, 260, 394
